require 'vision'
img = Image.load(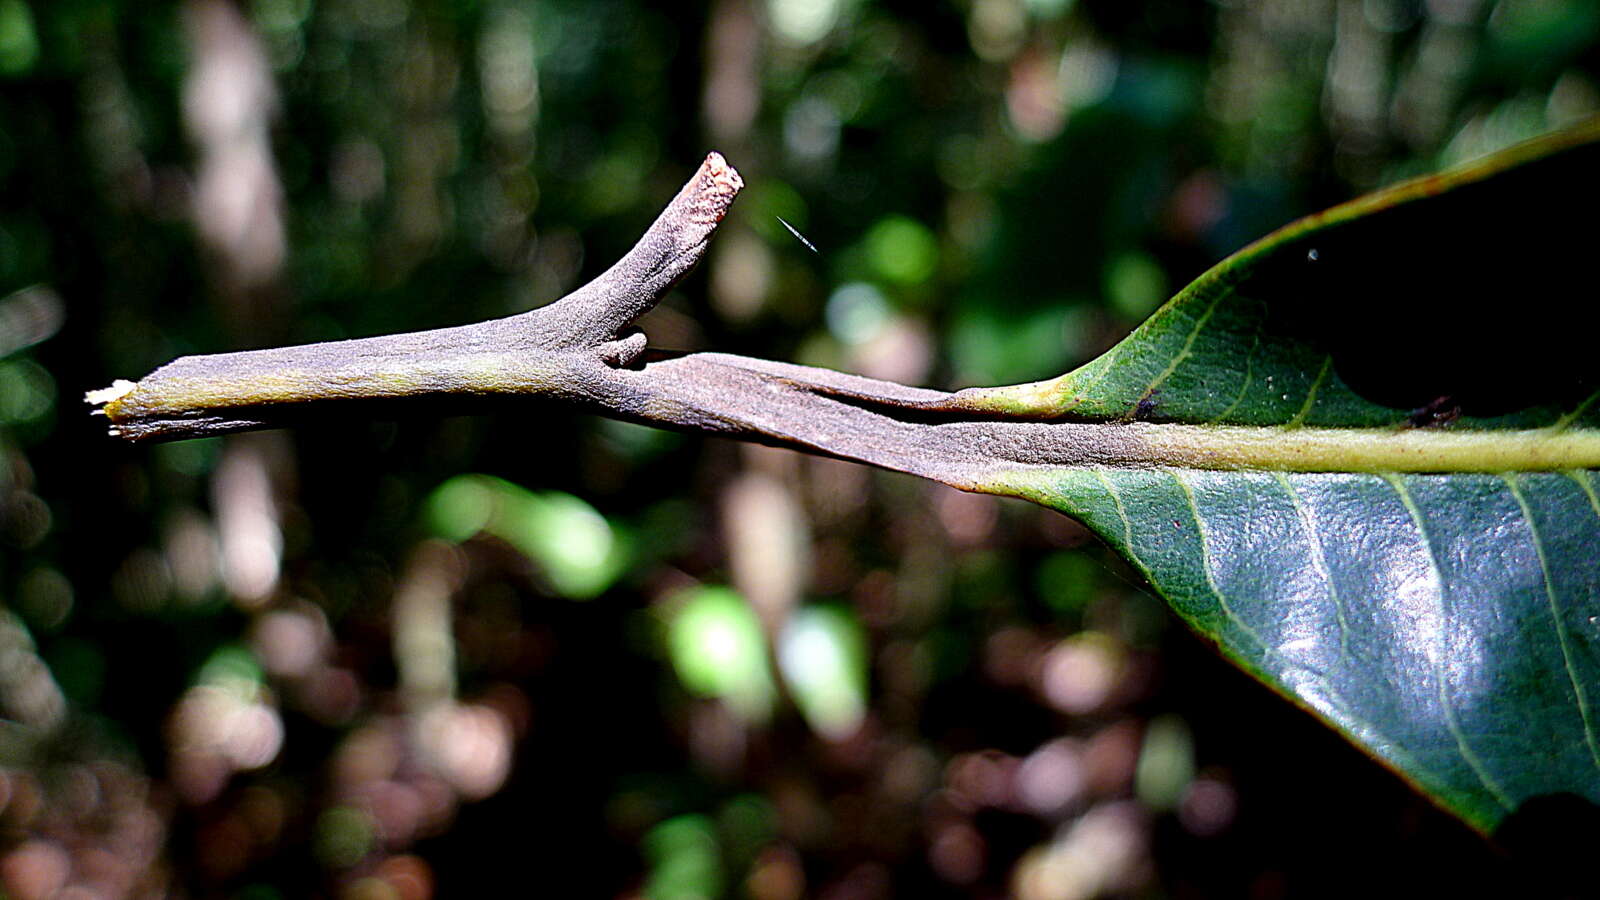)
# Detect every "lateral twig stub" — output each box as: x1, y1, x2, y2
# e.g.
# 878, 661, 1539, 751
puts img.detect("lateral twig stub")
87, 153, 746, 441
